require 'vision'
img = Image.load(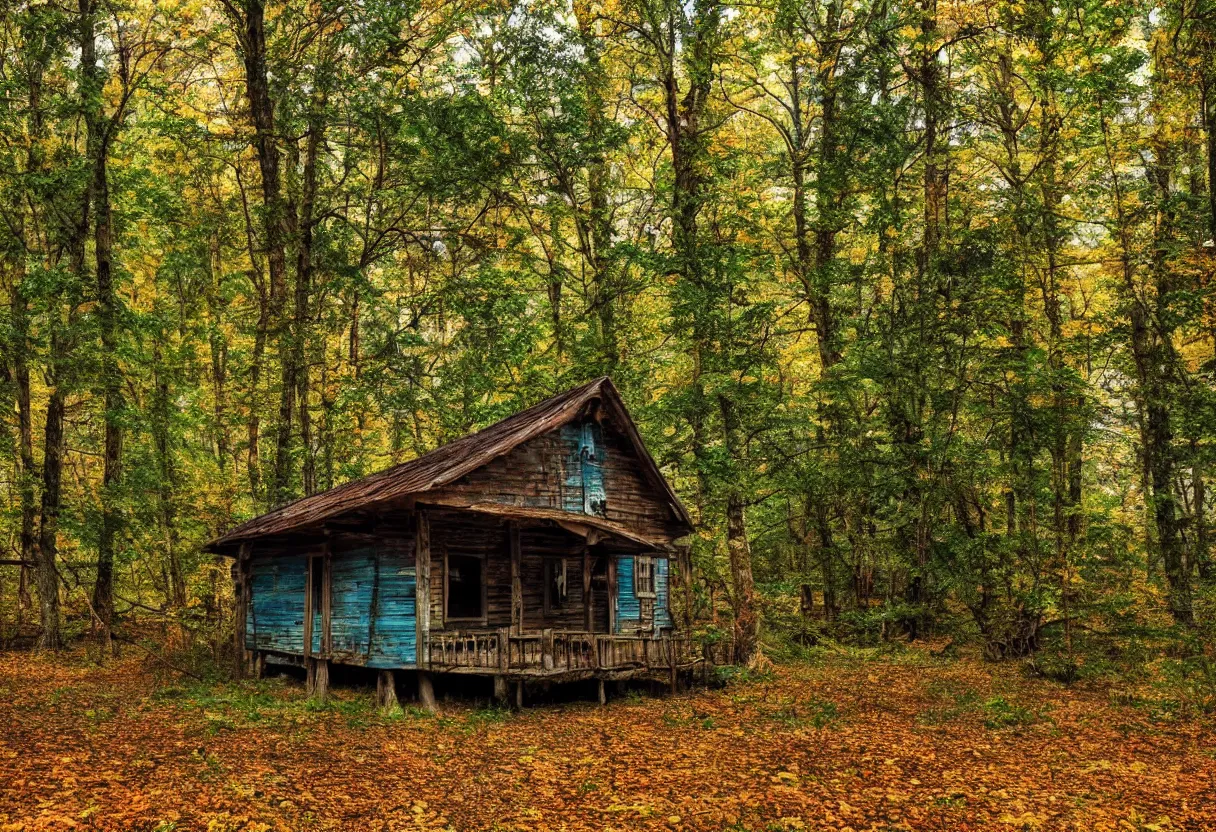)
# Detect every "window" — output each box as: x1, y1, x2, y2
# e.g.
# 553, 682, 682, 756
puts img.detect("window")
634, 556, 656, 598
545, 558, 569, 612
446, 554, 484, 620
